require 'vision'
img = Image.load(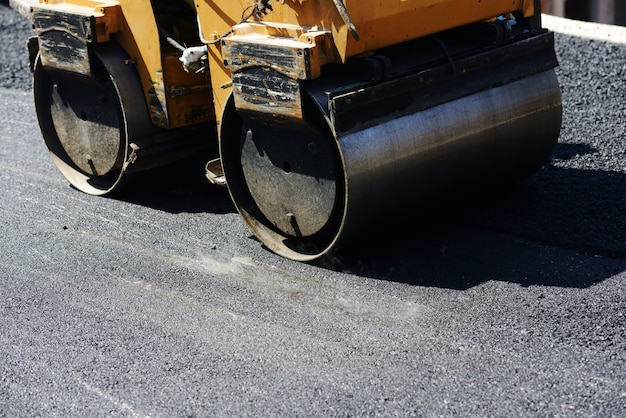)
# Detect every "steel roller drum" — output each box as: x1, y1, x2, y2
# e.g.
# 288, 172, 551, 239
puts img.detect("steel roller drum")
33, 43, 154, 195
221, 69, 562, 261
